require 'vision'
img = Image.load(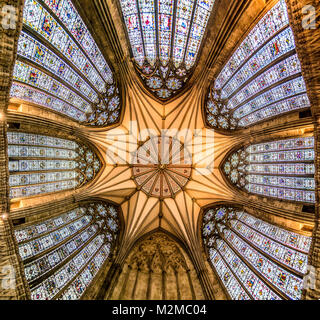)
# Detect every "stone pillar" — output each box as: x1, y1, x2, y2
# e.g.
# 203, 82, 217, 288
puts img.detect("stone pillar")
95, 262, 122, 300
186, 269, 196, 300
